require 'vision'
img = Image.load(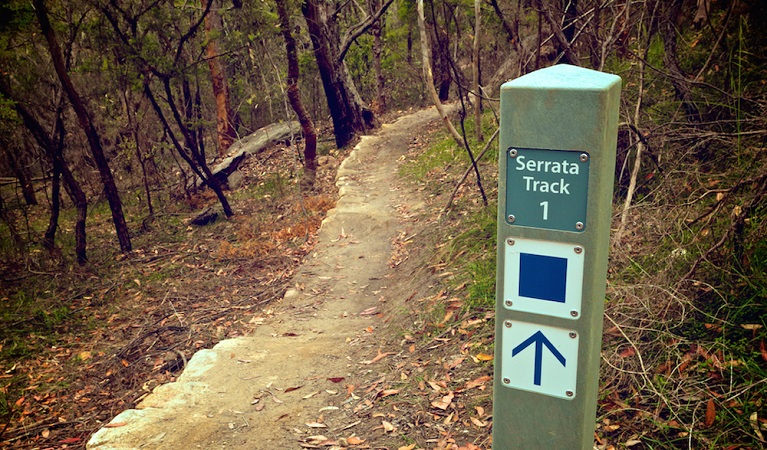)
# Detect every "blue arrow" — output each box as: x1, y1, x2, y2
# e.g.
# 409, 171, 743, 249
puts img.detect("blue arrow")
511, 330, 566, 386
